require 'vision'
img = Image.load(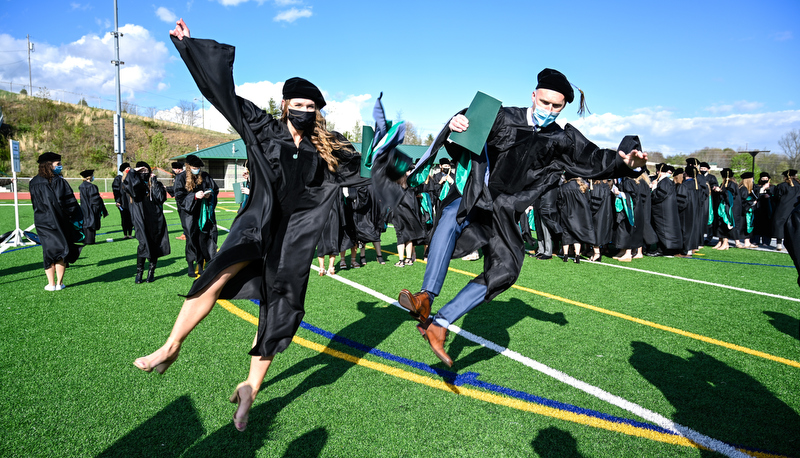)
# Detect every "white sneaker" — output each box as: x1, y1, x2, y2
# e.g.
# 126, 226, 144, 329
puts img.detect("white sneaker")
55, 284, 66, 291
44, 285, 56, 291
776, 244, 784, 251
